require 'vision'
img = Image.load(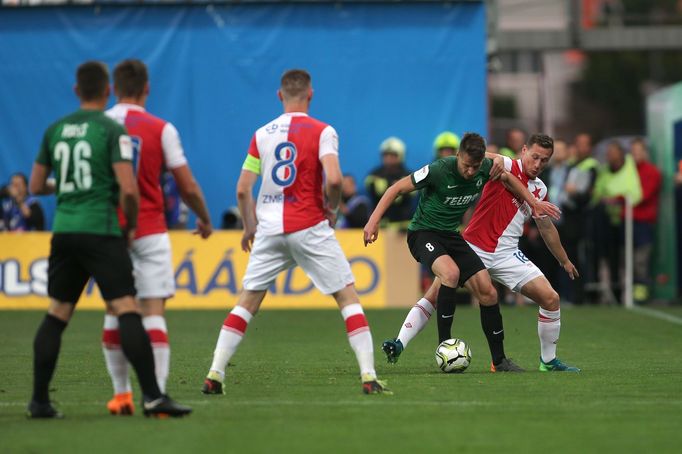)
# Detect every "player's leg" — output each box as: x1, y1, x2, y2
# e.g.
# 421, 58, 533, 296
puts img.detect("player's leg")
29, 233, 86, 419
203, 233, 290, 394
406, 230, 460, 345
390, 278, 439, 358
289, 221, 388, 394
203, 289, 266, 394
102, 307, 133, 415
519, 276, 580, 372
135, 233, 175, 394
